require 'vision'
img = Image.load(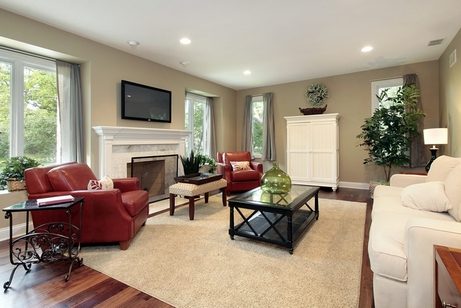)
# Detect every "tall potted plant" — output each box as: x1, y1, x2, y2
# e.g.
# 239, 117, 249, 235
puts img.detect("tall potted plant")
357, 84, 424, 182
